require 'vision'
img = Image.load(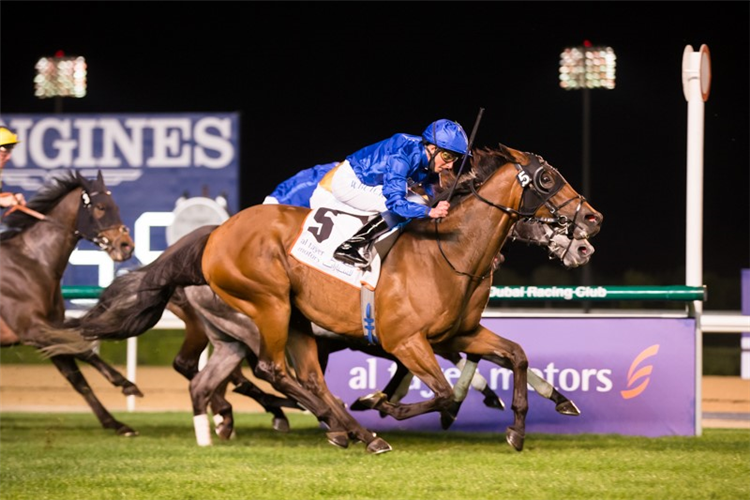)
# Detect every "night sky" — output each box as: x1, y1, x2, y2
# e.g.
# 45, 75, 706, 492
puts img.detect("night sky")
1, 2, 748, 308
